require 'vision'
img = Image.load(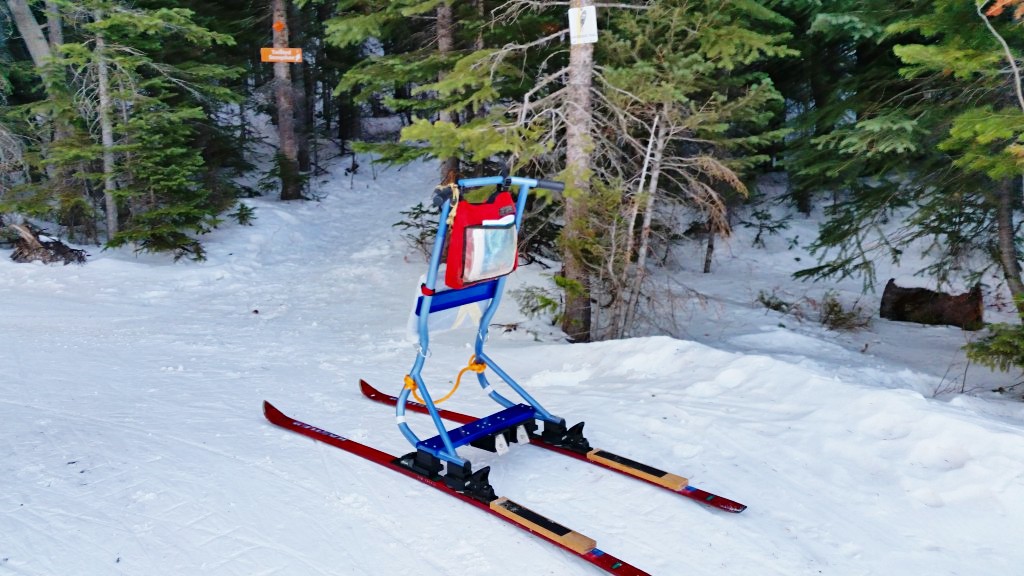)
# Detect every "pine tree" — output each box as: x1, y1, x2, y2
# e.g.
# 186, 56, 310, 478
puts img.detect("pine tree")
0, 7, 23, 186
2, 0, 242, 258
788, 0, 1024, 387
585, 0, 791, 338
782, 1, 1009, 294
765, 0, 881, 214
